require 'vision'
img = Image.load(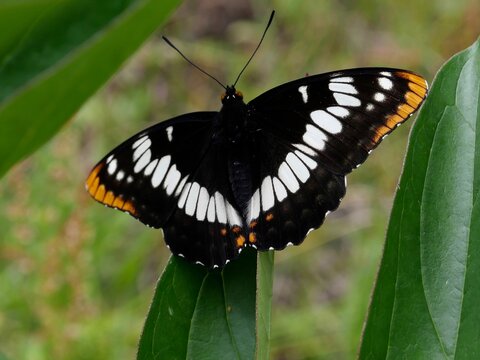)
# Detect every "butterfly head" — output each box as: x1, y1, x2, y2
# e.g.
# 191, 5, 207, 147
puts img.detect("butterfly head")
221, 86, 243, 104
